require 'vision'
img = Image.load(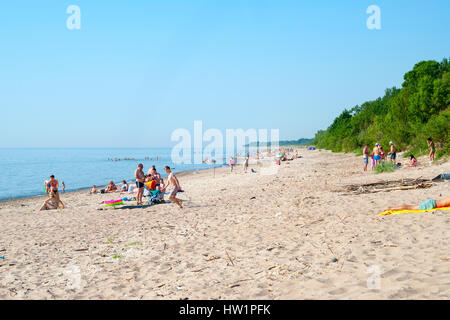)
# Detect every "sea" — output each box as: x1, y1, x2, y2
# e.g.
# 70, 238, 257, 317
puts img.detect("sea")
0, 148, 227, 201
